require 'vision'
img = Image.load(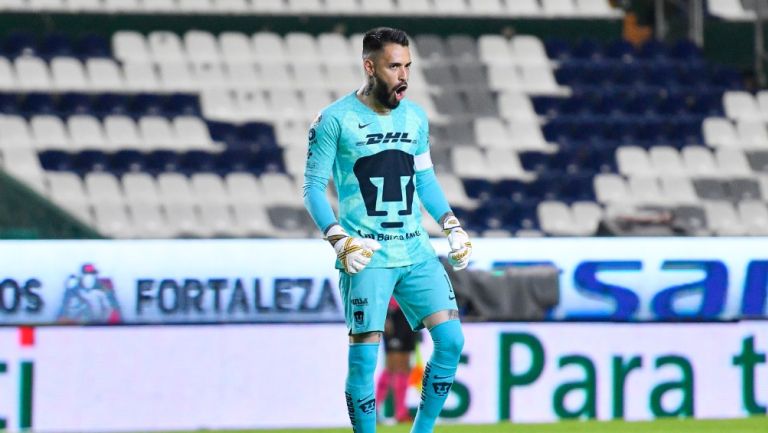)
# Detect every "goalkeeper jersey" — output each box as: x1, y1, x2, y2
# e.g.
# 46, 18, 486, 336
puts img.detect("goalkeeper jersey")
305, 92, 437, 268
